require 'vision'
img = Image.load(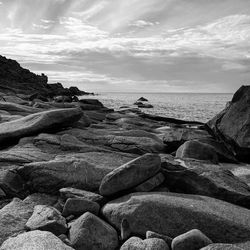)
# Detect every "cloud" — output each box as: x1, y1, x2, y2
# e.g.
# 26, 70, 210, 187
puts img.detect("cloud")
129, 20, 159, 28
